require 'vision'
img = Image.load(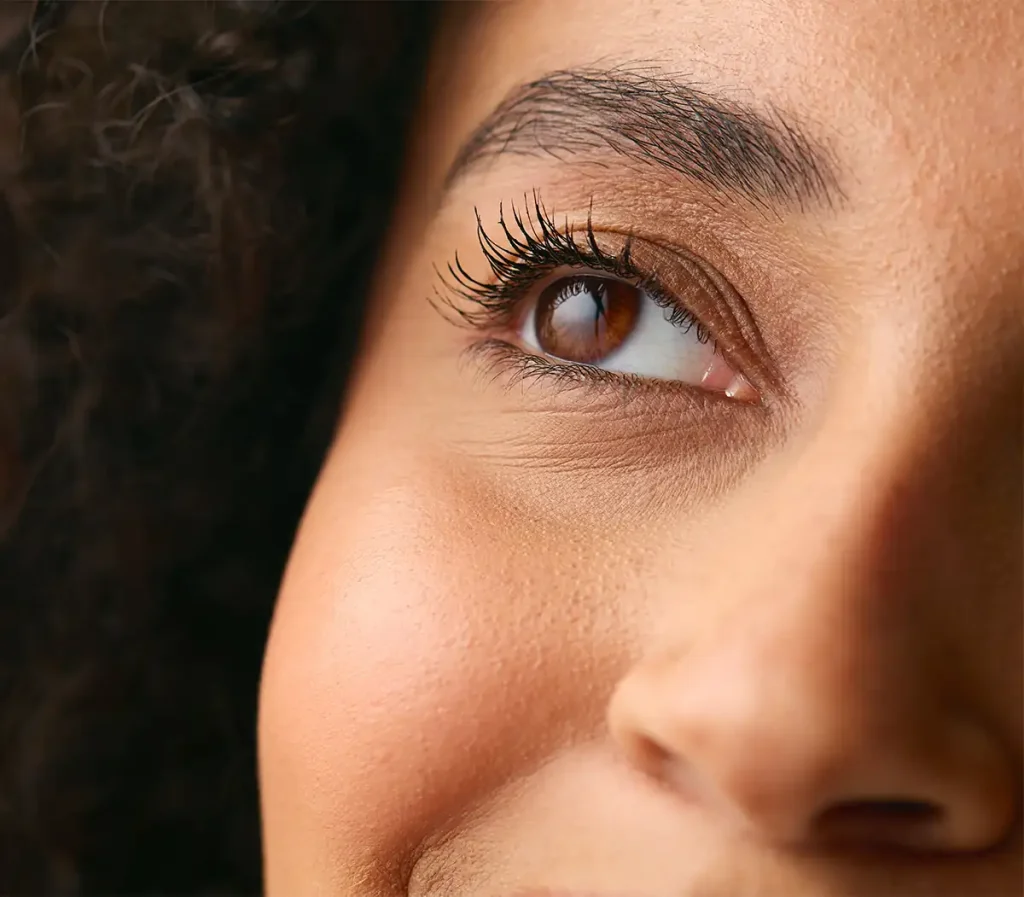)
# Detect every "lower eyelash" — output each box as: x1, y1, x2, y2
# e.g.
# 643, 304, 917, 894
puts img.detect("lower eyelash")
467, 338, 638, 393
465, 338, 735, 416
